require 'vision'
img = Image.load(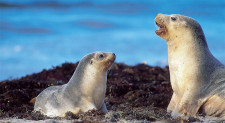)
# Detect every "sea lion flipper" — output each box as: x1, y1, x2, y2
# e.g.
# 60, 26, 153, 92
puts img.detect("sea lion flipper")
174, 92, 205, 118
100, 102, 108, 114
167, 93, 180, 113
